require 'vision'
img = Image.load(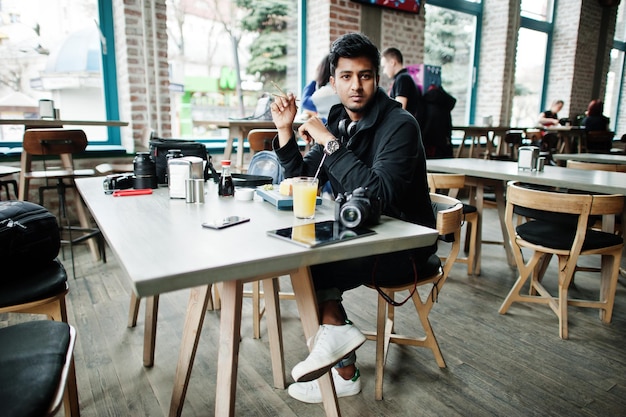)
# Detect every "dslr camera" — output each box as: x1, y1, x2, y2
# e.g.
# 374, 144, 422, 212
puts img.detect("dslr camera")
335, 187, 381, 228
103, 173, 134, 194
